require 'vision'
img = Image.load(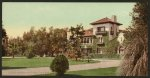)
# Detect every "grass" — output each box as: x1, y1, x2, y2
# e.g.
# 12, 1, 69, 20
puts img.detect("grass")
40, 67, 118, 76
2, 57, 98, 69
91, 54, 121, 60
